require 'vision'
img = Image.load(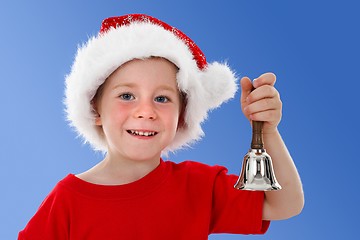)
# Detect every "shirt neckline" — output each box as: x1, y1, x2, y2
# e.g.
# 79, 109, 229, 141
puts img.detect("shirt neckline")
61, 158, 169, 200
